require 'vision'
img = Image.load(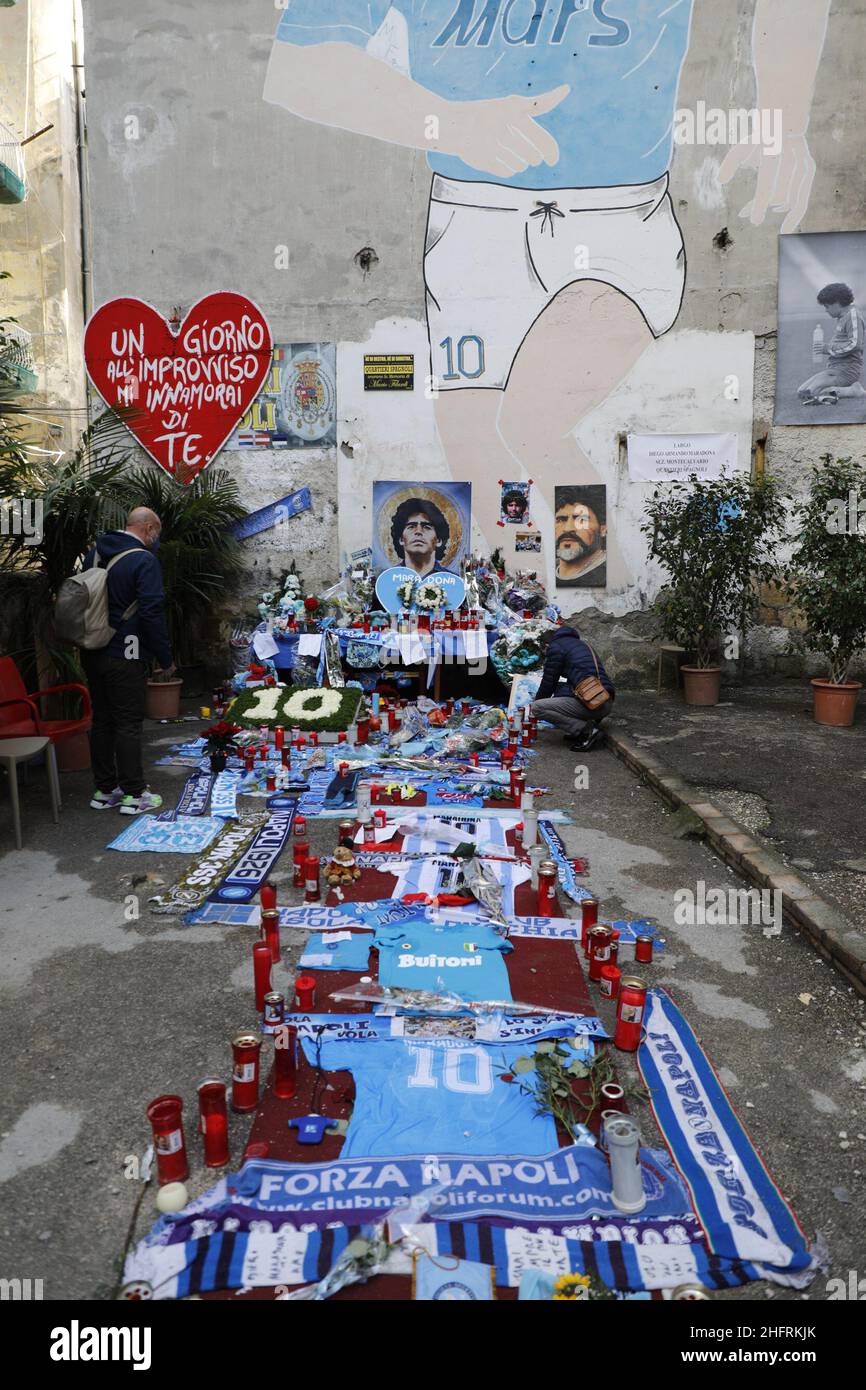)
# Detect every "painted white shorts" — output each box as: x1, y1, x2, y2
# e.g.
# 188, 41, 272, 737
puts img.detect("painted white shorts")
424, 172, 685, 392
